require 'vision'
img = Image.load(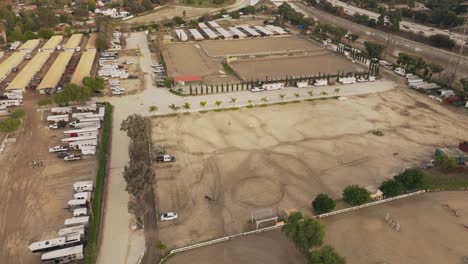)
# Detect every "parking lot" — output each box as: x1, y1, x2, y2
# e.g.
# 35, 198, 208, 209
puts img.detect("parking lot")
0, 94, 97, 263
152, 87, 468, 249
